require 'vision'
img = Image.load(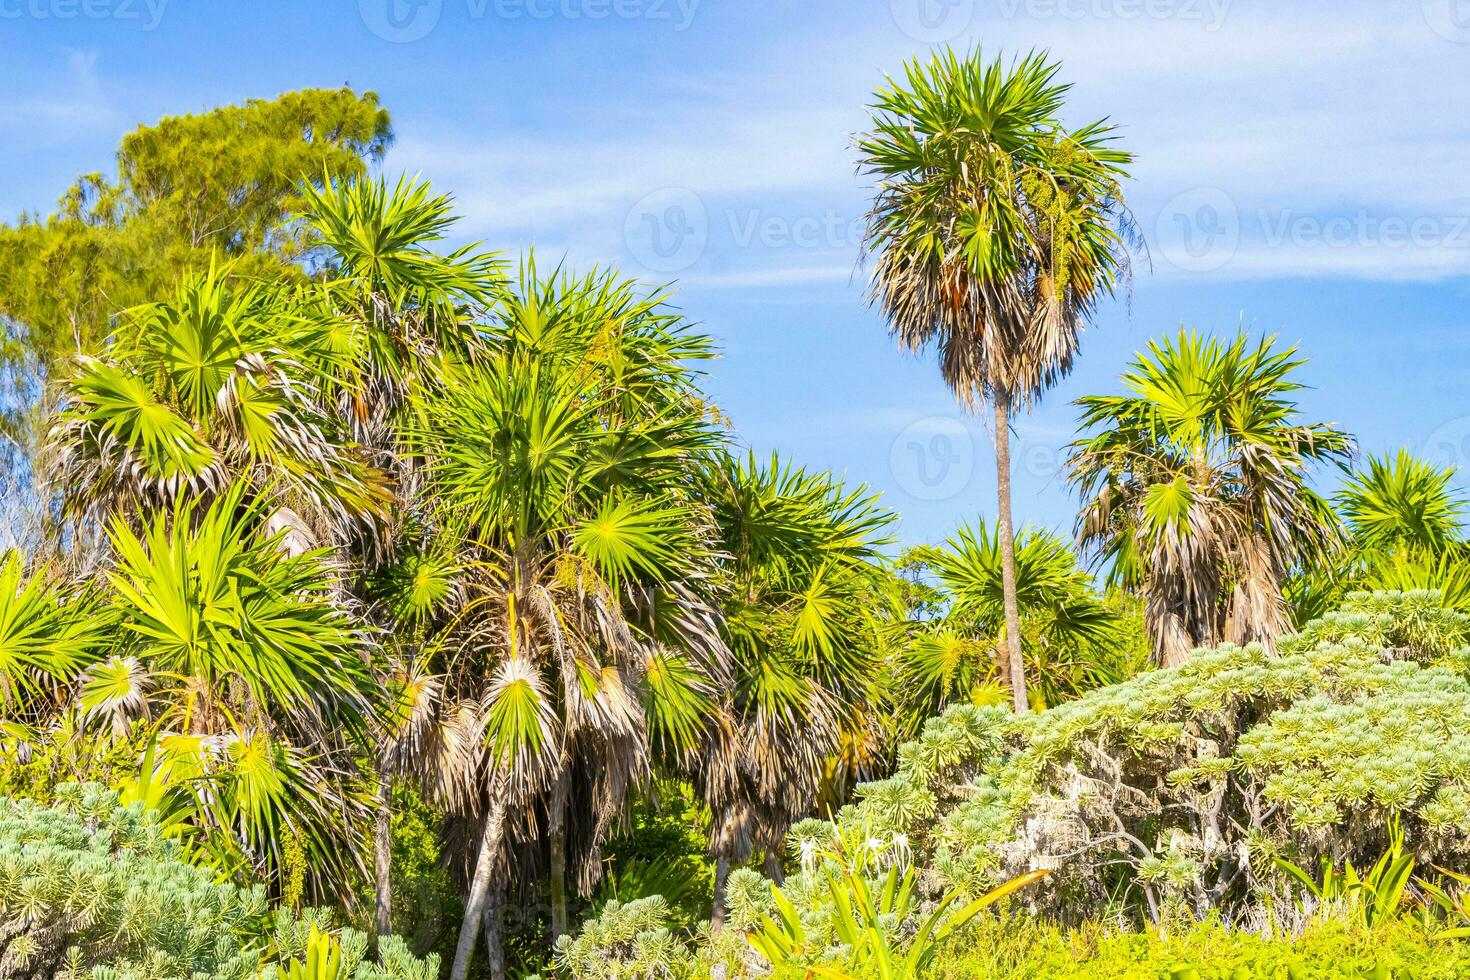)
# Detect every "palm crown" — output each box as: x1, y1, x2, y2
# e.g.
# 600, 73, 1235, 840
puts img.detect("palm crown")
1068, 329, 1351, 664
